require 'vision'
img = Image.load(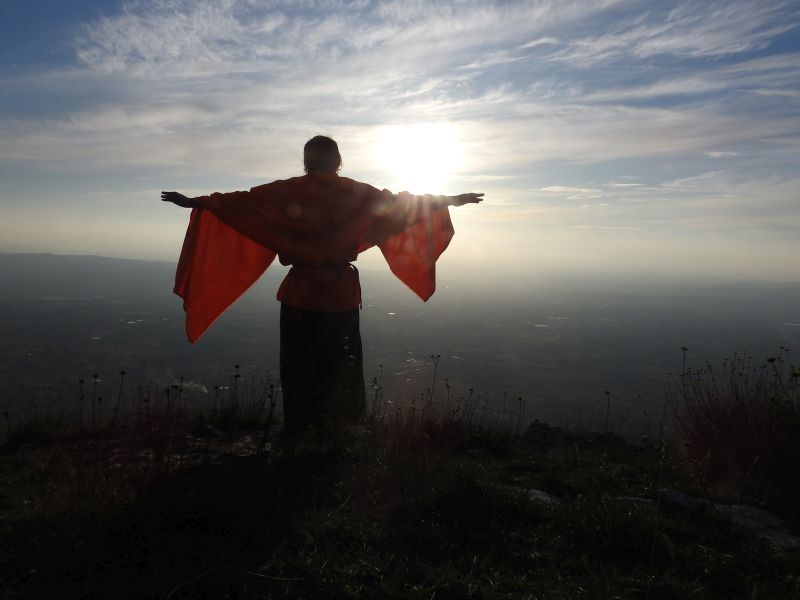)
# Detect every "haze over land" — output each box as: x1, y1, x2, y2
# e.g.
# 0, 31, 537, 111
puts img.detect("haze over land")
2, 253, 798, 437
